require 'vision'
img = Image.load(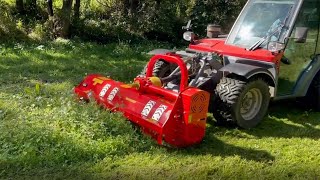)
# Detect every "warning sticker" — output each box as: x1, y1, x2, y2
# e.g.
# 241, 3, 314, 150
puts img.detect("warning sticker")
107, 87, 119, 102
141, 100, 156, 117
99, 84, 111, 98
152, 105, 168, 121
